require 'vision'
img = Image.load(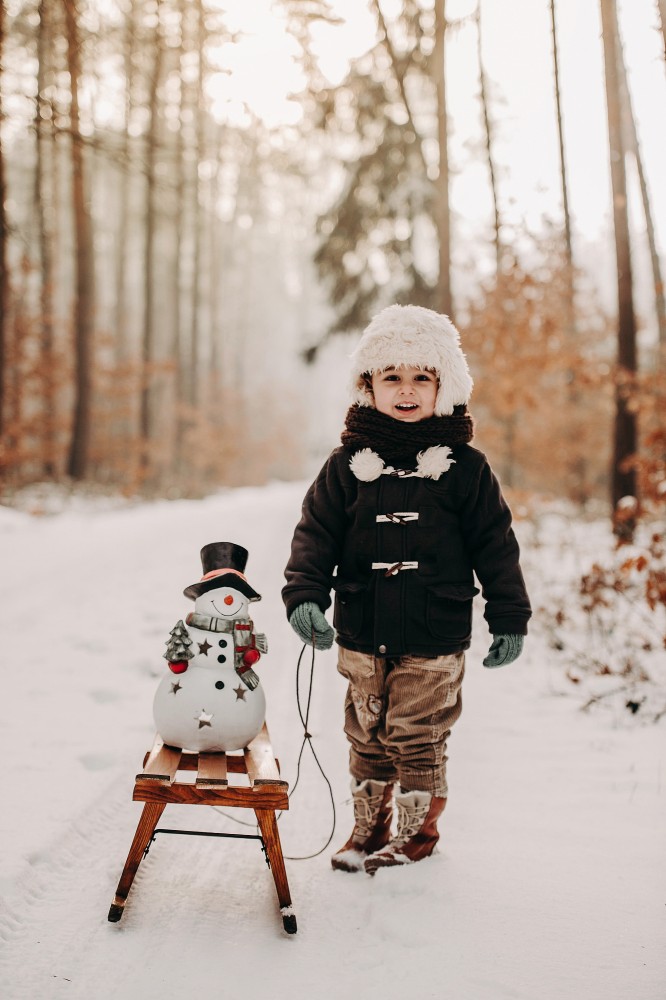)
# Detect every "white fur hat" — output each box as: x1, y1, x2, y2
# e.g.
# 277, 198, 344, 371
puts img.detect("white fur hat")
348, 304, 473, 416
